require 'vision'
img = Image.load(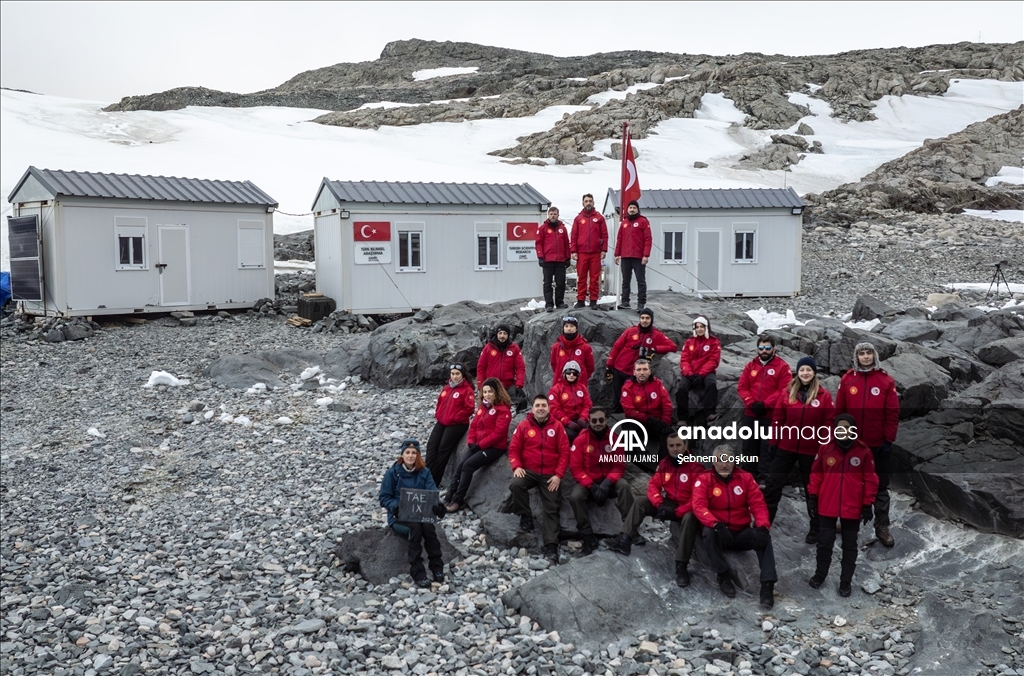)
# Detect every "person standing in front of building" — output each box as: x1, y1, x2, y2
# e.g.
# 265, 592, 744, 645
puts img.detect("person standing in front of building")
425, 364, 475, 487
536, 206, 571, 313
736, 334, 791, 480
570, 193, 608, 309
550, 315, 595, 385
605, 308, 678, 413
613, 200, 652, 310
835, 342, 899, 548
